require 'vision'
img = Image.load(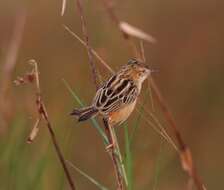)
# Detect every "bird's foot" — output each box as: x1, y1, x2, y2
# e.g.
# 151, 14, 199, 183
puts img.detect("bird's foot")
106, 143, 115, 152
